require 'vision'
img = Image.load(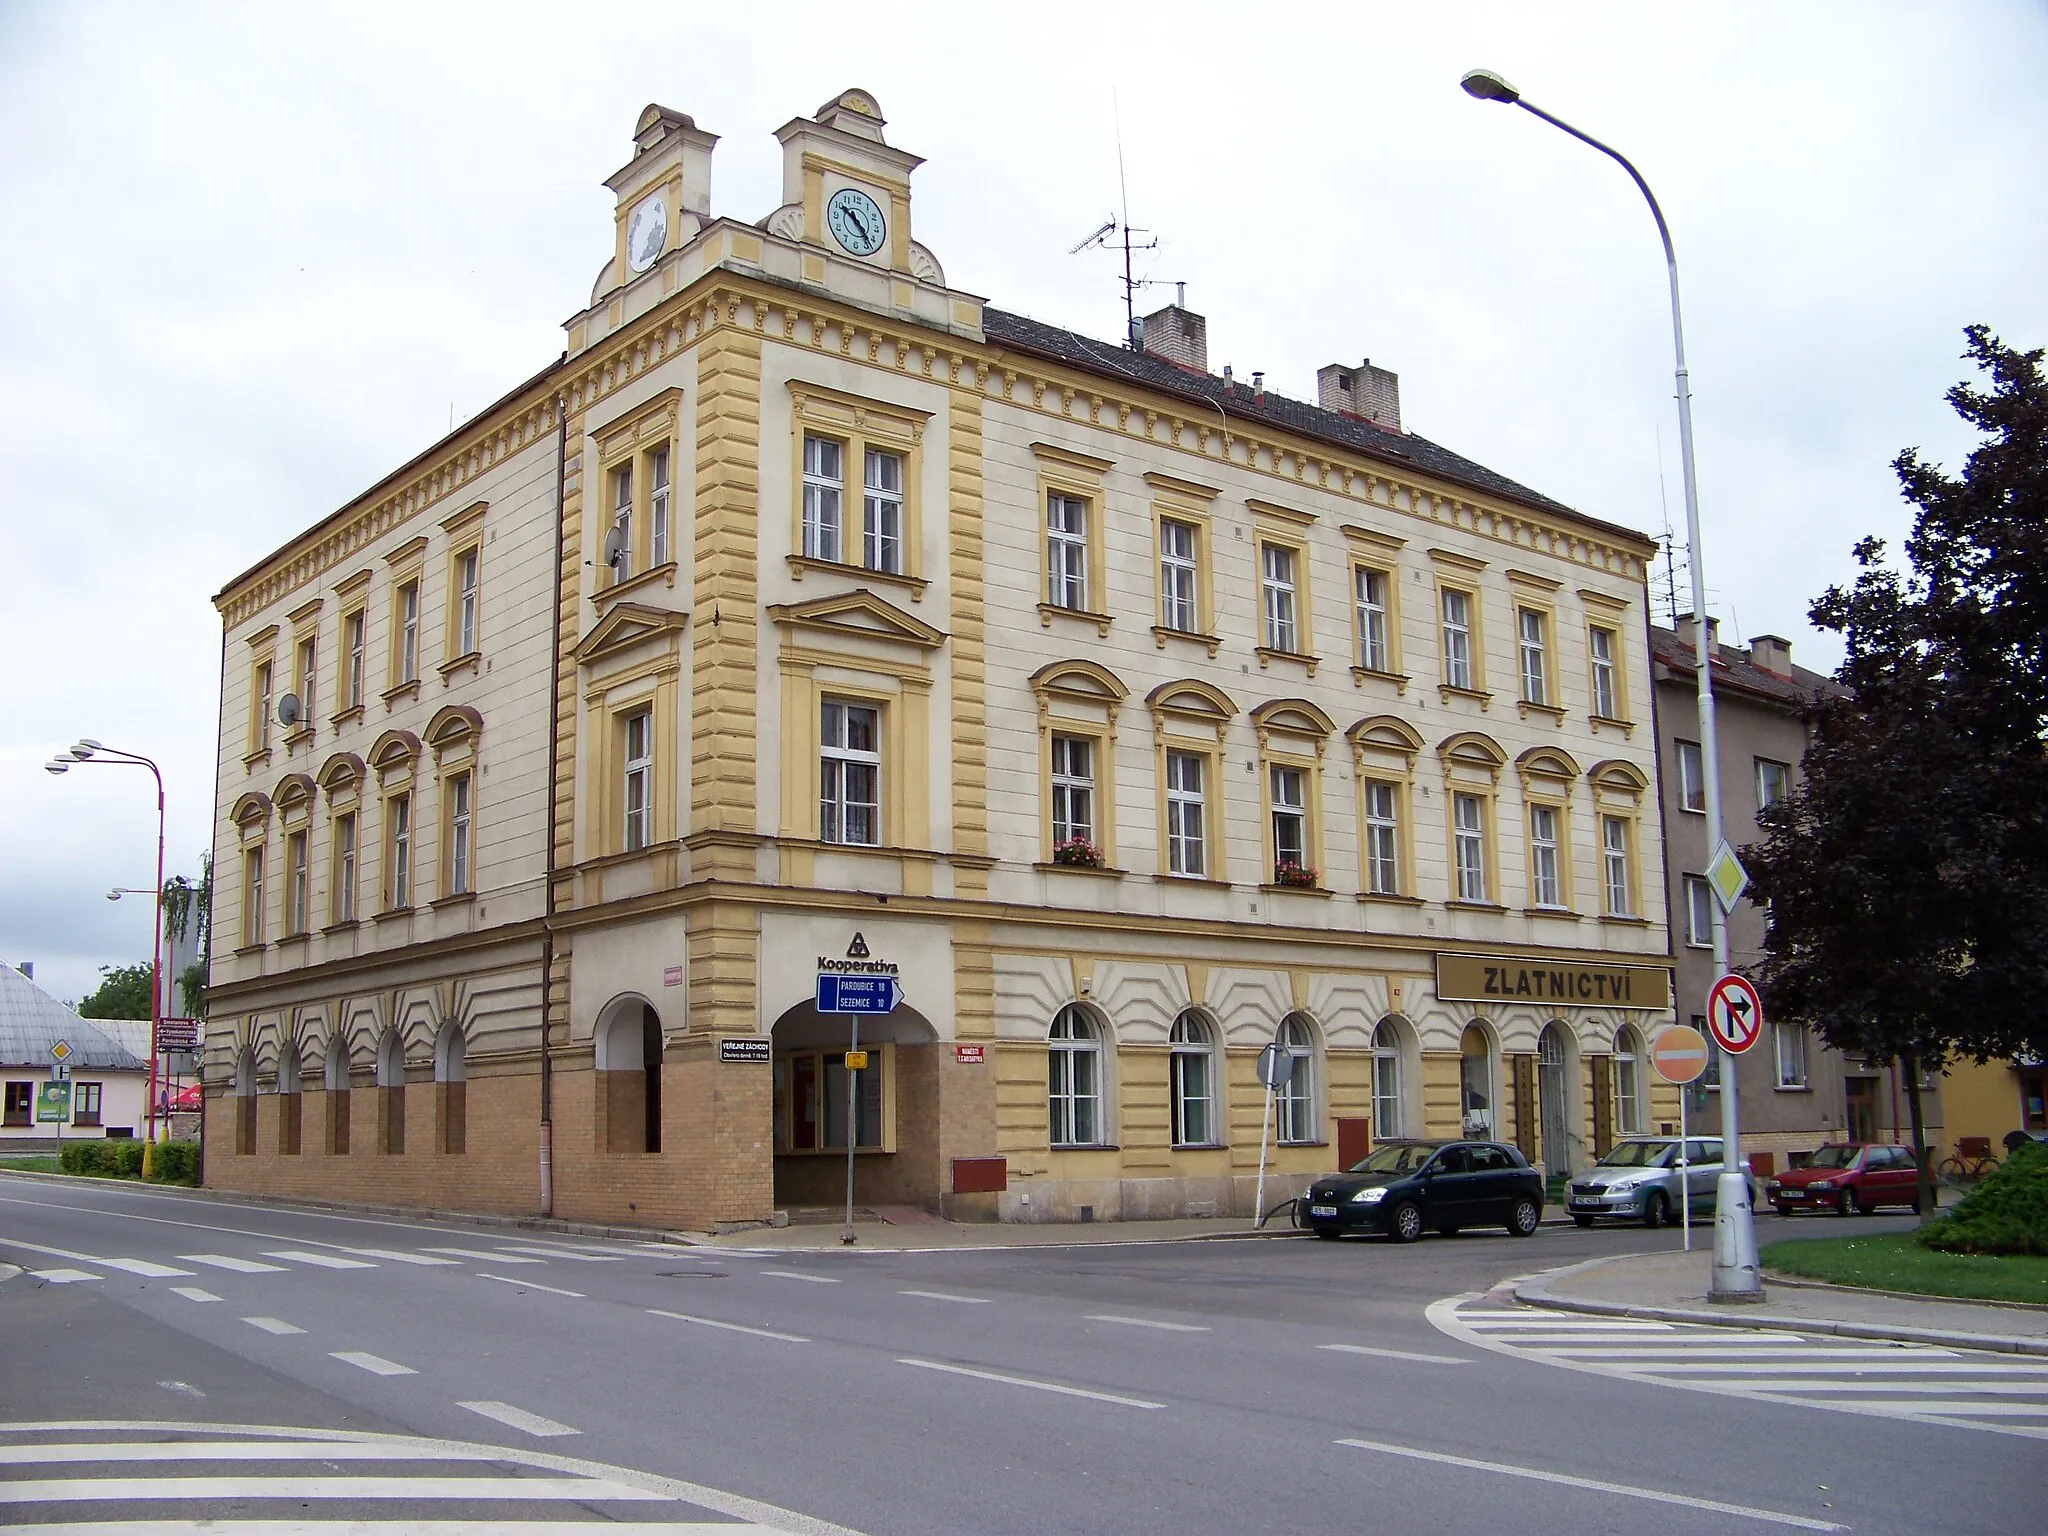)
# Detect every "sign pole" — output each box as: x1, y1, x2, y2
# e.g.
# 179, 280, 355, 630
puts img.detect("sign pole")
1253, 1080, 1274, 1229
1679, 1089, 1690, 1252
842, 1012, 860, 1247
